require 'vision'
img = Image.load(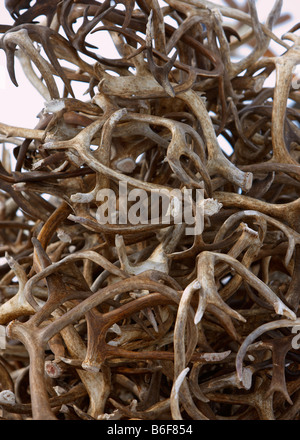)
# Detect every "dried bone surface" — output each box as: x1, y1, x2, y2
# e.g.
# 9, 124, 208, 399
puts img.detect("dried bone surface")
0, 0, 300, 420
